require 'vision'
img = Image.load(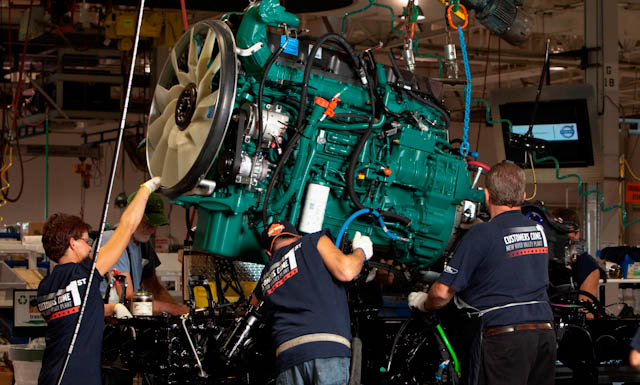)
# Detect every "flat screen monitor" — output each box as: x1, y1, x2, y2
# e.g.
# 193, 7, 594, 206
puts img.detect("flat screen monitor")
499, 98, 594, 168
490, 84, 602, 183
